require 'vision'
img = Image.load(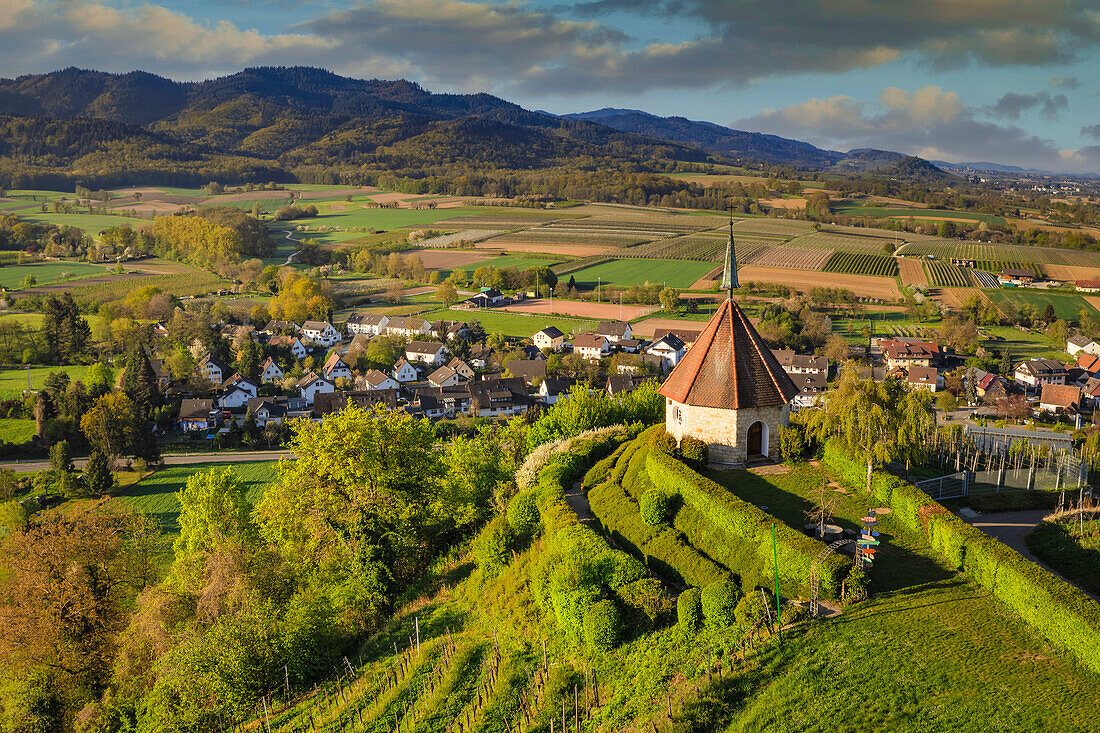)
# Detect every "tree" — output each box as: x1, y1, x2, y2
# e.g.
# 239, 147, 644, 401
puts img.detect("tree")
234, 337, 263, 381
49, 440, 73, 473
438, 281, 458, 308
823, 333, 850, 363
85, 362, 115, 398
1046, 319, 1068, 349
122, 347, 160, 416
1042, 303, 1056, 324
83, 449, 115, 495
658, 287, 681, 313
966, 367, 978, 406
41, 293, 90, 363
175, 468, 256, 560
80, 392, 139, 461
